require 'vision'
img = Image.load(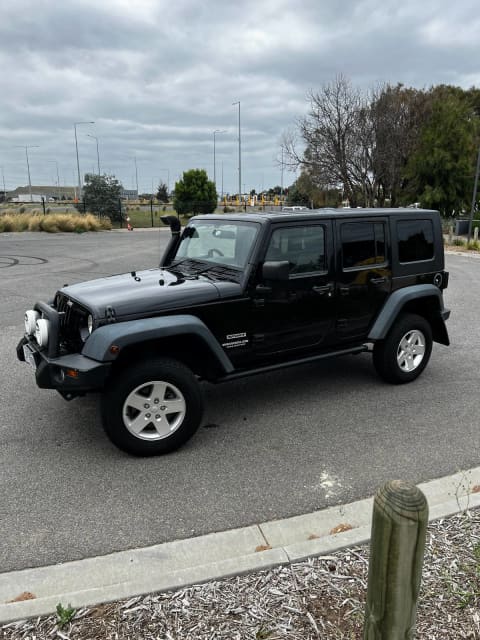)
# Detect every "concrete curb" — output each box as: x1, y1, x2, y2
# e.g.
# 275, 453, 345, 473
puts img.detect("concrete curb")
2, 467, 480, 624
